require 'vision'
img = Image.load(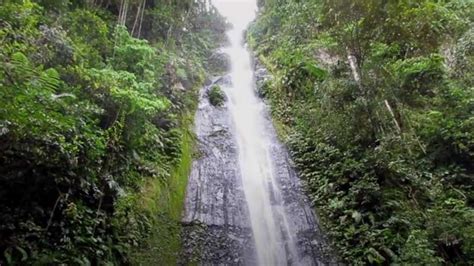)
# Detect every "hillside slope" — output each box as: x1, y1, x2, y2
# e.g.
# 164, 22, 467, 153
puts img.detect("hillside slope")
249, 0, 474, 264
0, 0, 225, 264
